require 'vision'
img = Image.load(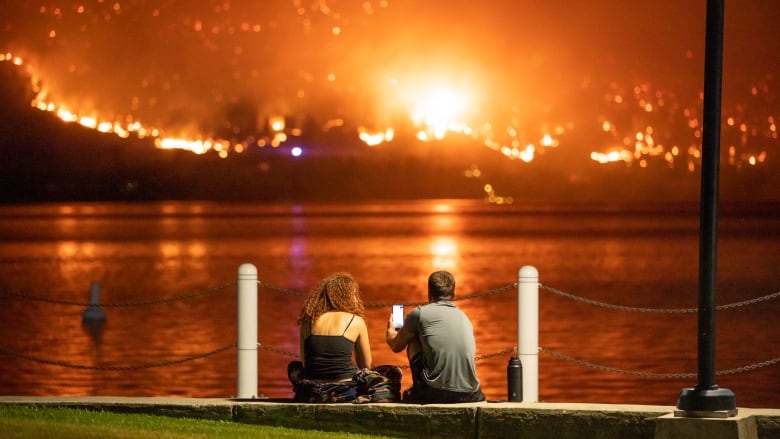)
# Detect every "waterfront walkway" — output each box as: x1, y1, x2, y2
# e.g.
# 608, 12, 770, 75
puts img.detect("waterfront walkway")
1, 396, 778, 438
